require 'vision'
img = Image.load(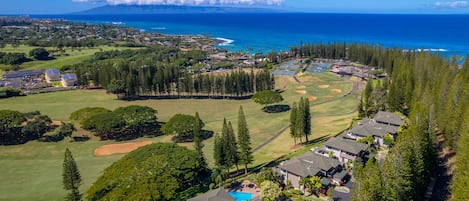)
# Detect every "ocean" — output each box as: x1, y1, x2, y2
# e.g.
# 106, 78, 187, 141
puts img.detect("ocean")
35, 13, 469, 56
